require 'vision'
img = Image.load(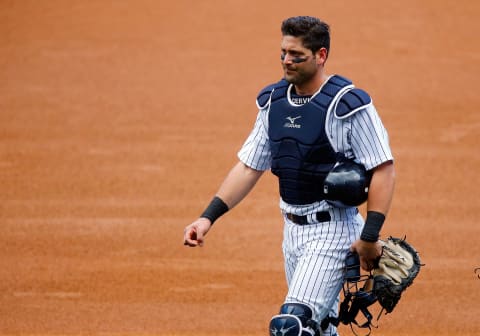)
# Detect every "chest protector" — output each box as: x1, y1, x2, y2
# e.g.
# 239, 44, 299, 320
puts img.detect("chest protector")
257, 75, 371, 205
